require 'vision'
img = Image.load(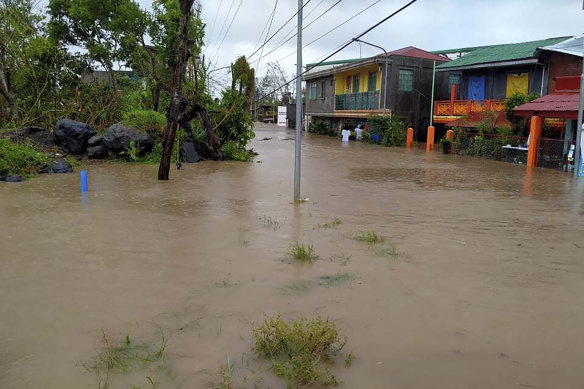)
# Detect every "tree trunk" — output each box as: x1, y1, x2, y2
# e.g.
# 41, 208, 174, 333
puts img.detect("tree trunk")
158, 0, 195, 180
0, 71, 18, 122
